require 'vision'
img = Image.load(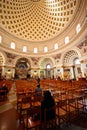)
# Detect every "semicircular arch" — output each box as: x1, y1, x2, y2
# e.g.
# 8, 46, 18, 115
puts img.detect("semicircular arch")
61, 49, 81, 66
